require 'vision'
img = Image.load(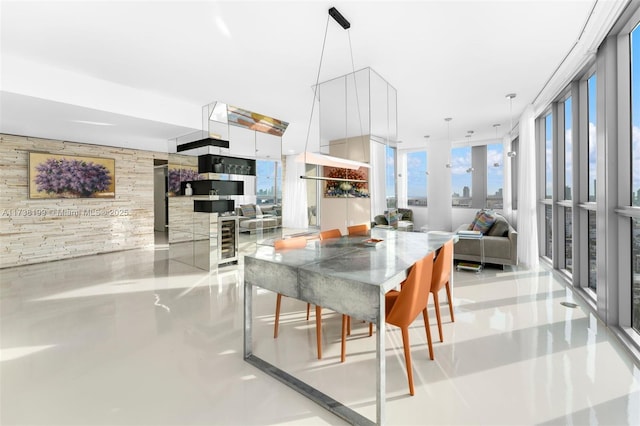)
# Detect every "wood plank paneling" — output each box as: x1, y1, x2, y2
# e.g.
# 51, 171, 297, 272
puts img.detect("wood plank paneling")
0, 134, 167, 268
